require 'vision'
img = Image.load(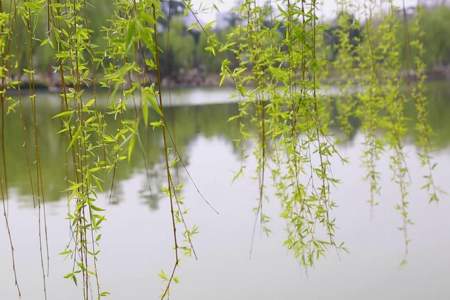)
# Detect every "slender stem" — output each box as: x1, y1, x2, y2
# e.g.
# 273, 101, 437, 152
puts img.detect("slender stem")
153, 4, 179, 299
